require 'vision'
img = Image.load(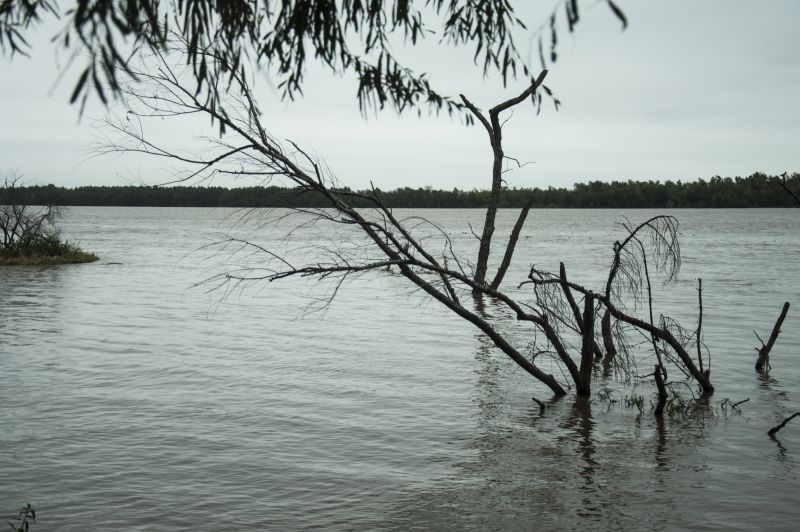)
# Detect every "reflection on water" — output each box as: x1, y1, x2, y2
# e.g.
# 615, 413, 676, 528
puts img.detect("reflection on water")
566, 398, 599, 519
383, 345, 756, 531
1, 208, 799, 530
